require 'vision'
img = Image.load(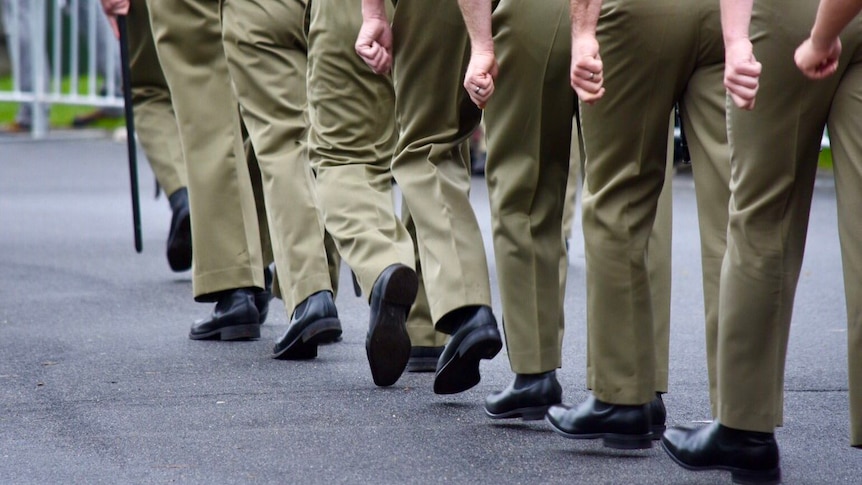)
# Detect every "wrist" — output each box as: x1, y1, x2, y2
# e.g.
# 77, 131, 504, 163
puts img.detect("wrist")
471, 42, 494, 56
809, 30, 835, 51
572, 31, 597, 44
361, 0, 387, 21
